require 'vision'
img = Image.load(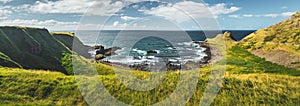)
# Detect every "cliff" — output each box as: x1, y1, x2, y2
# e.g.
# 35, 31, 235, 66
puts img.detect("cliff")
51, 32, 92, 58
0, 51, 22, 68
0, 26, 72, 74
239, 11, 300, 69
